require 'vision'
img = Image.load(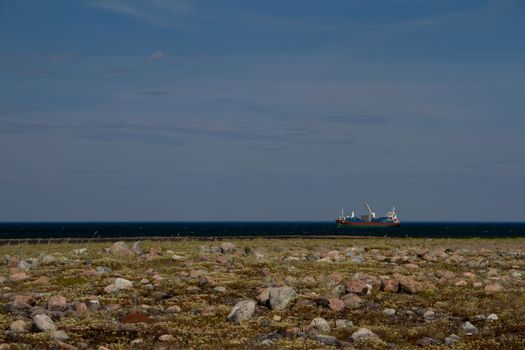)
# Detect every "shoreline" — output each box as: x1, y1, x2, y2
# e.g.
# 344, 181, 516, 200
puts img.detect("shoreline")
0, 235, 387, 246
1, 234, 525, 246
